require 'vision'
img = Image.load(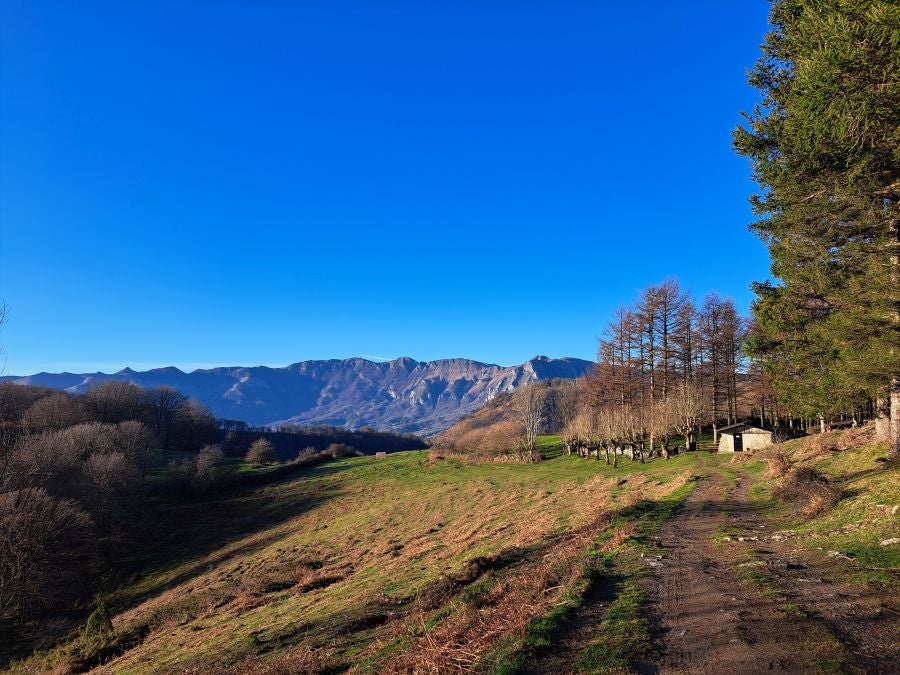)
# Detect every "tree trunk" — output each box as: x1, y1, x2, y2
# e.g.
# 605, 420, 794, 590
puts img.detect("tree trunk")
875, 395, 890, 444
890, 377, 900, 459
819, 415, 826, 434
